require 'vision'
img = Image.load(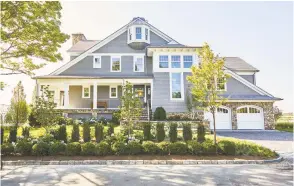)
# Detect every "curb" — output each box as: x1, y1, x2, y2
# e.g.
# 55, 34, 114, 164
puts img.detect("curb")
2, 156, 283, 166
